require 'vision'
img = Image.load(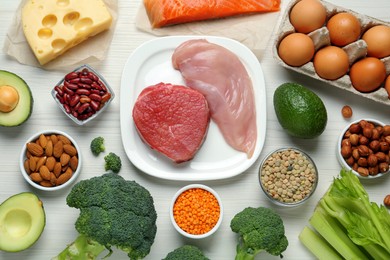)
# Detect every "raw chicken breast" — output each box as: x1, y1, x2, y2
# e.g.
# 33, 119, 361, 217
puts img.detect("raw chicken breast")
172, 39, 257, 158
143, 0, 281, 28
